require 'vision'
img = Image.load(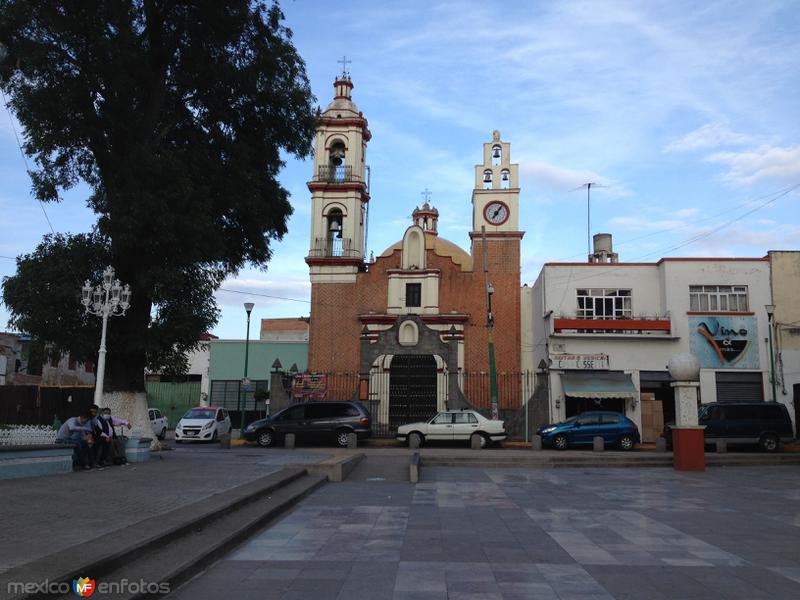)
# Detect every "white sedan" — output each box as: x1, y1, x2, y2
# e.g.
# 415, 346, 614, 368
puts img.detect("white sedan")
396, 410, 506, 448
